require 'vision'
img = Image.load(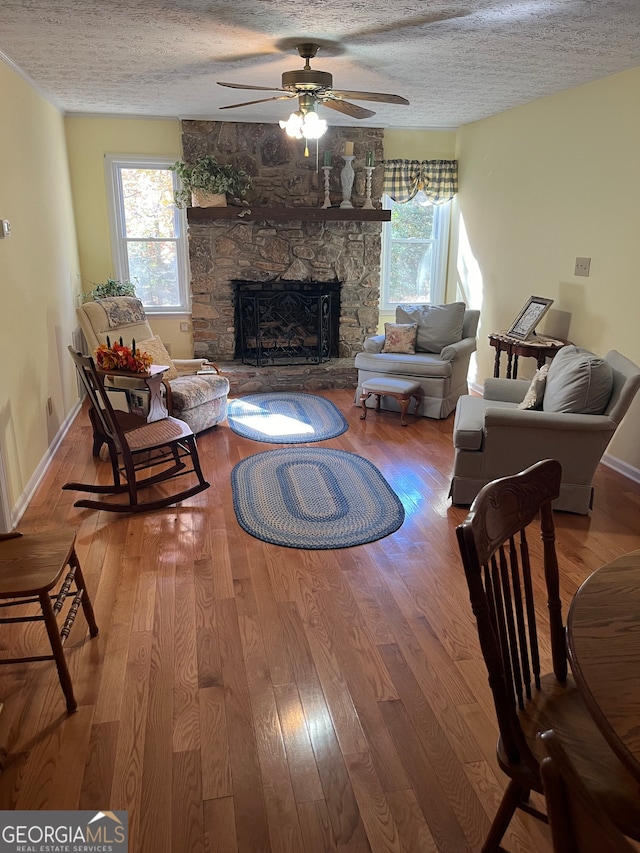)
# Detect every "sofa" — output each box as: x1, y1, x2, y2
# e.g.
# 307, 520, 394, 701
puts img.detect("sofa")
355, 303, 480, 419
449, 346, 640, 514
76, 298, 229, 435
